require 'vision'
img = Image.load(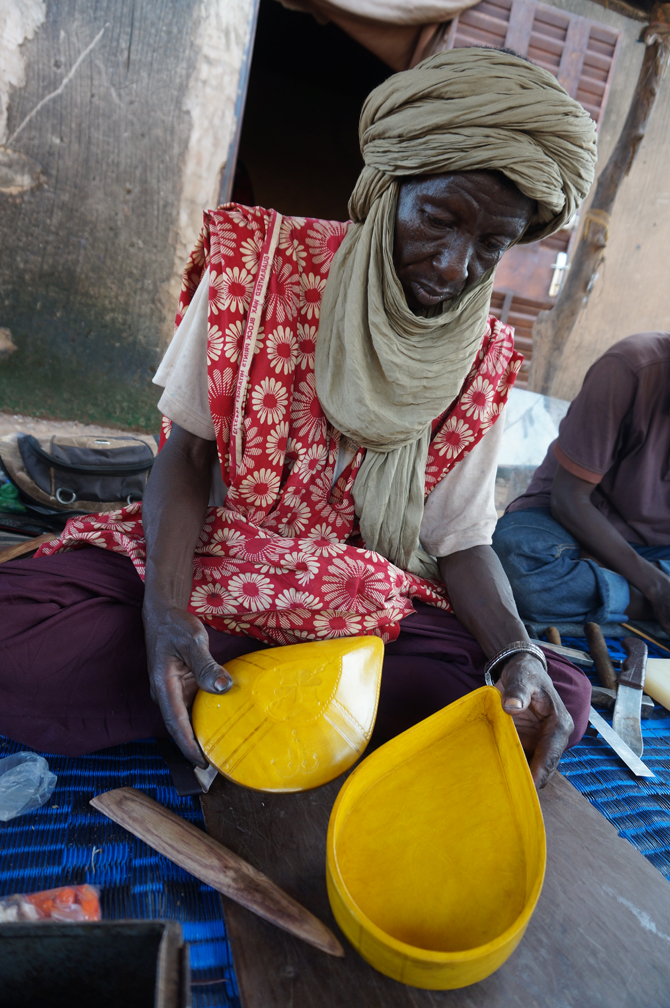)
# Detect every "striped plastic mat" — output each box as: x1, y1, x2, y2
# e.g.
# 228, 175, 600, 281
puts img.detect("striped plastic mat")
0, 735, 240, 1008
558, 636, 670, 880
